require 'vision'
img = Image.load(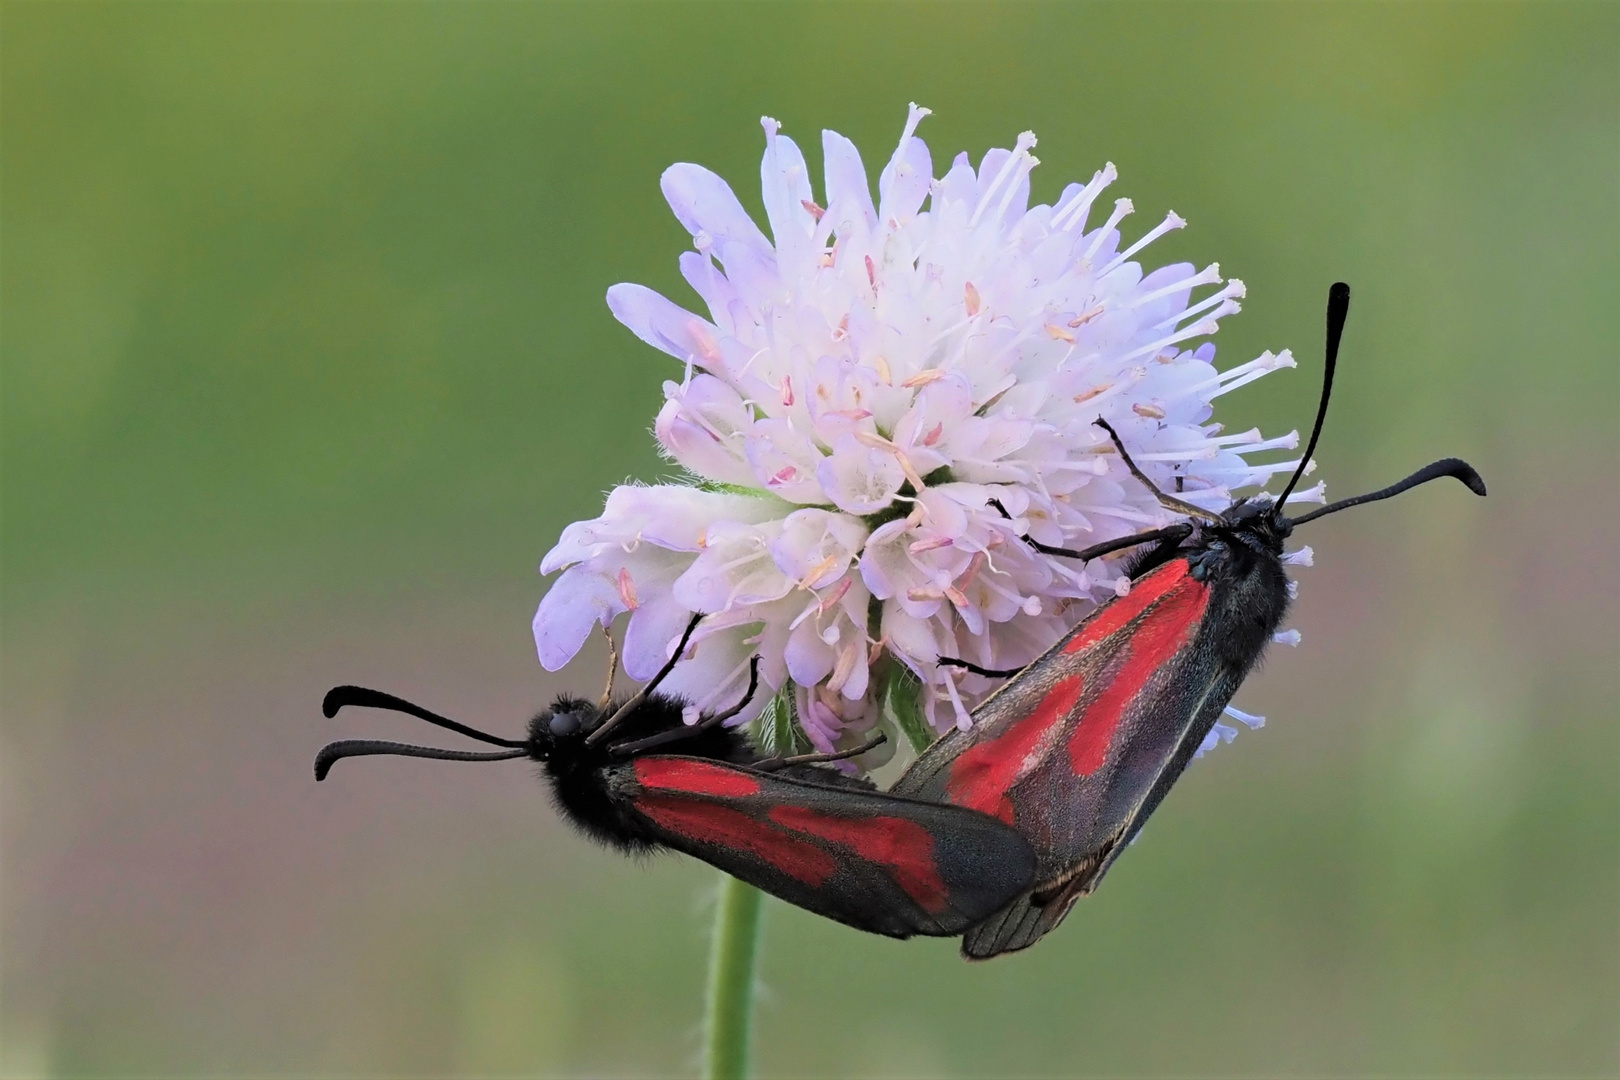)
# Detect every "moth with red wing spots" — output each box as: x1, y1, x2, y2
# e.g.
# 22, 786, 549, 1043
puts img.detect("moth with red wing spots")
896, 283, 1487, 959
314, 617, 1037, 940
